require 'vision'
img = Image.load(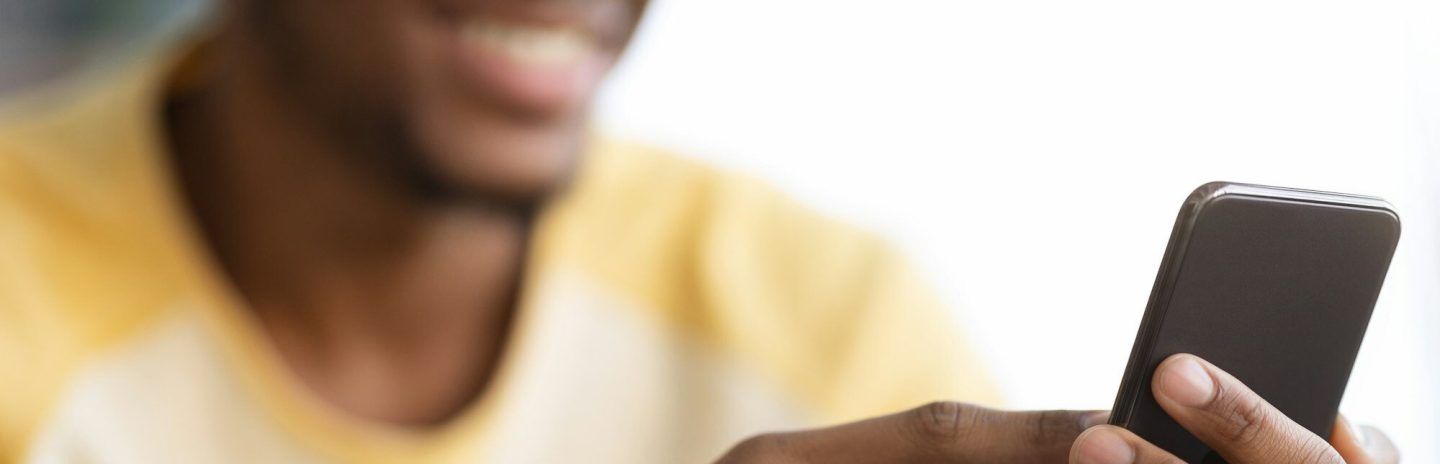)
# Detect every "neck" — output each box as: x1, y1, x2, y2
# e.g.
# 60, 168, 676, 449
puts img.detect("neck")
165, 33, 527, 426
